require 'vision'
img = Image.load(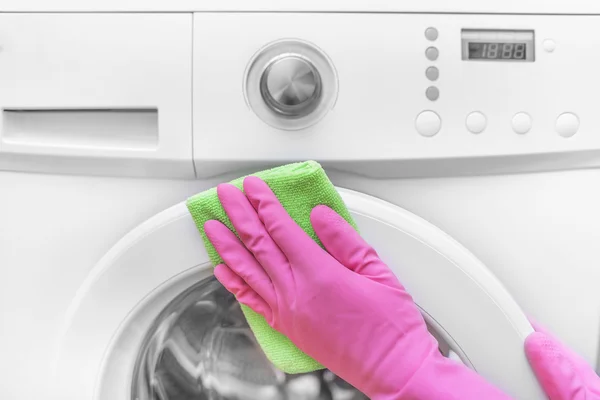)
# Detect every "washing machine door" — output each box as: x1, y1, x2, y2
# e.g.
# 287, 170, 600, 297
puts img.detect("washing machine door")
53, 188, 544, 400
